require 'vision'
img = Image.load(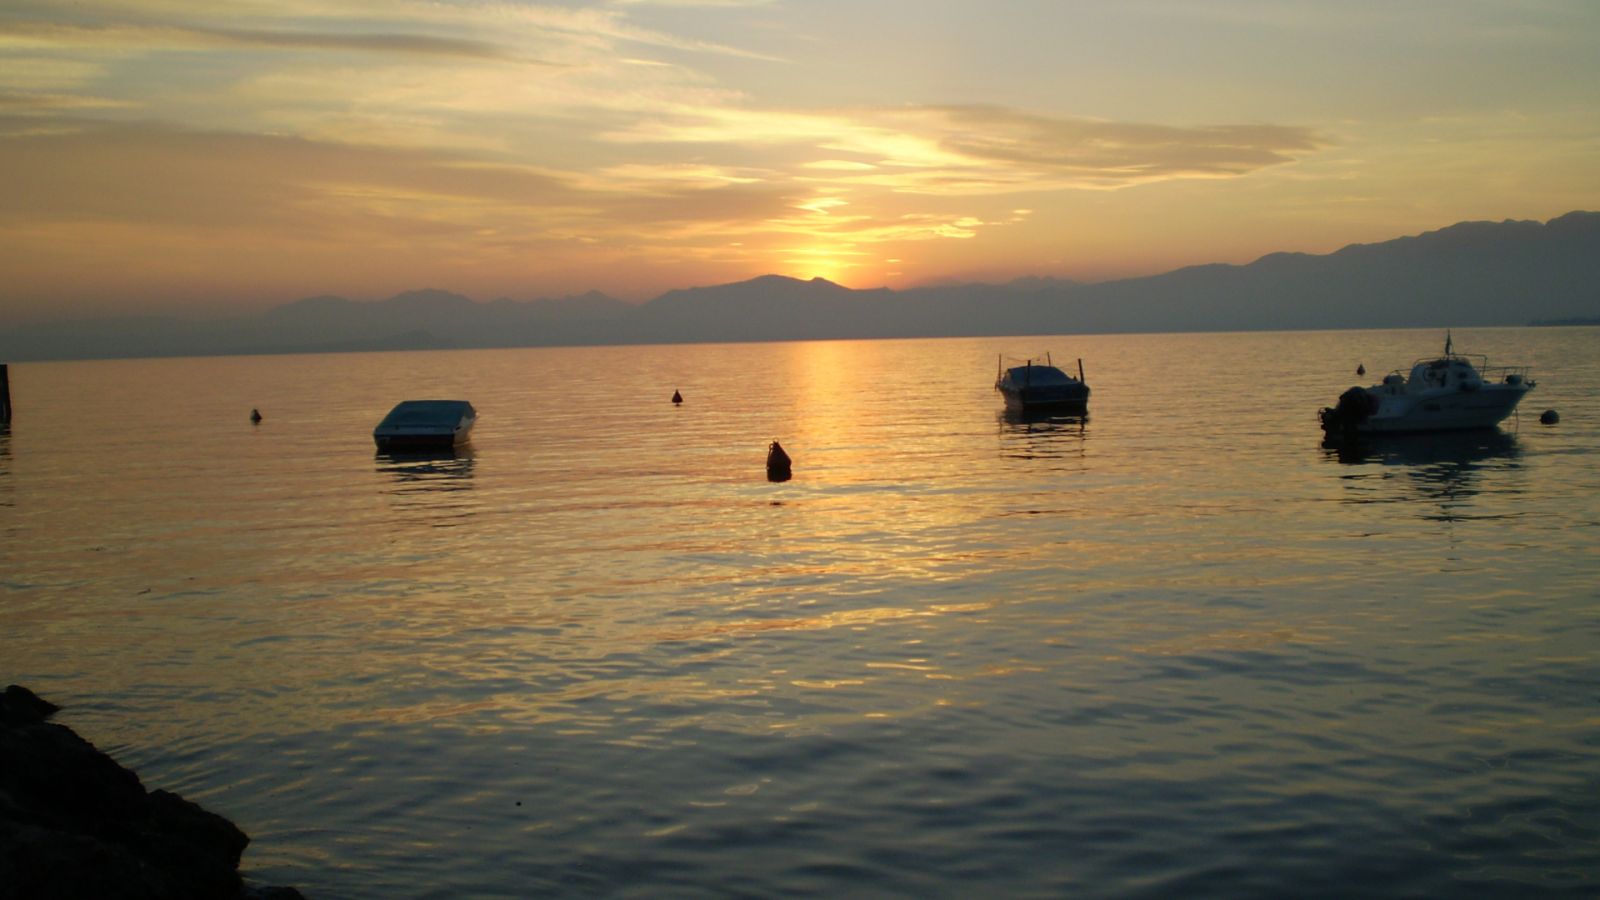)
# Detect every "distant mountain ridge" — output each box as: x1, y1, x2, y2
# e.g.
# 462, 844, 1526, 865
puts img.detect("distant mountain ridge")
3, 212, 1597, 361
